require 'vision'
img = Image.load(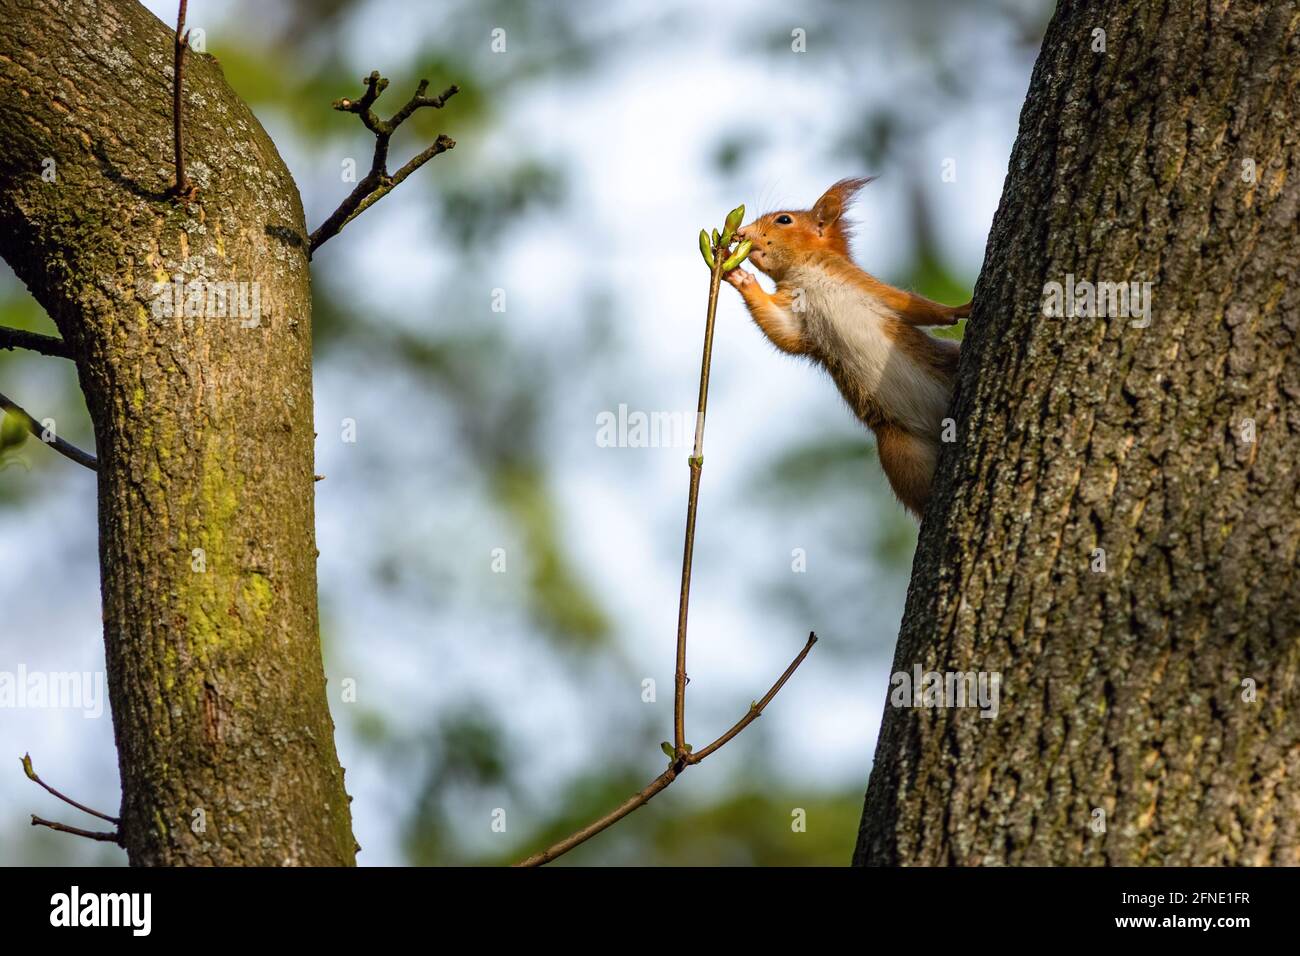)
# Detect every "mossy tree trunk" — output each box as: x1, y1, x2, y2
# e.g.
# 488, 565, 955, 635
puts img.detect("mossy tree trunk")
857, 0, 1300, 865
0, 0, 356, 864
